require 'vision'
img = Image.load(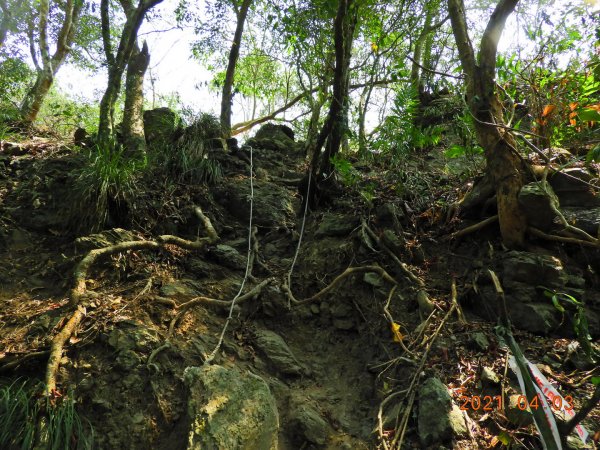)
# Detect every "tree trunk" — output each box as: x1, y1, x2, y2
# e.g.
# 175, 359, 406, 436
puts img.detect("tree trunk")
448, 0, 527, 248
19, 71, 53, 123
19, 0, 83, 124
0, 0, 10, 48
220, 0, 252, 139
311, 0, 357, 178
97, 0, 164, 149
122, 41, 150, 157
